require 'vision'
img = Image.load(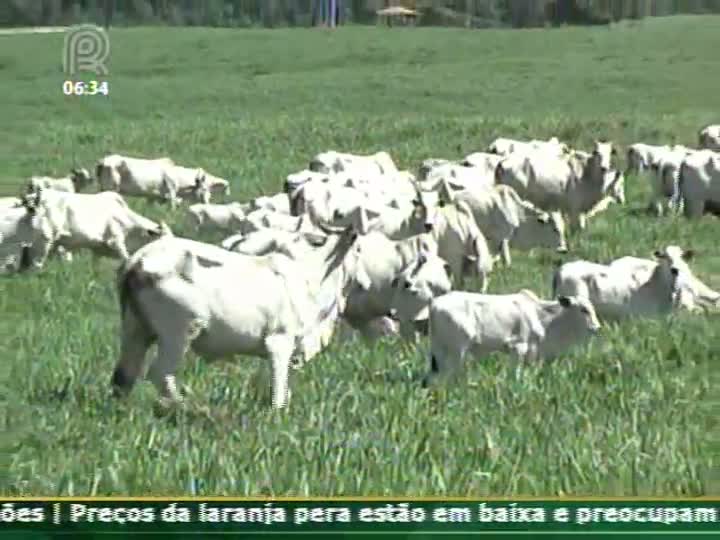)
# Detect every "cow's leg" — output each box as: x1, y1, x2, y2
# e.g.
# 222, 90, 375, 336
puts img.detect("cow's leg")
584, 197, 612, 220
146, 315, 205, 407
102, 223, 130, 260
477, 271, 488, 294
265, 334, 295, 409
500, 238, 512, 267
111, 305, 154, 398
683, 197, 704, 219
